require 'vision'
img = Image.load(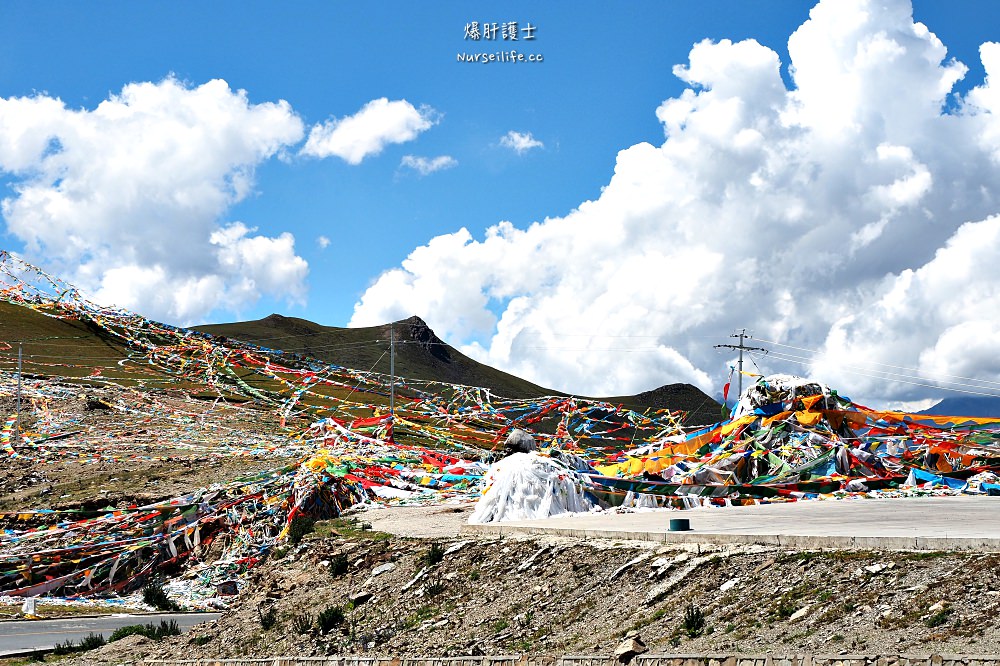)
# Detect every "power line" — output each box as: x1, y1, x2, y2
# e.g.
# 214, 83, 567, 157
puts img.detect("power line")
757, 345, 1000, 394
760, 348, 1000, 398
714, 329, 767, 399
754, 337, 1000, 390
